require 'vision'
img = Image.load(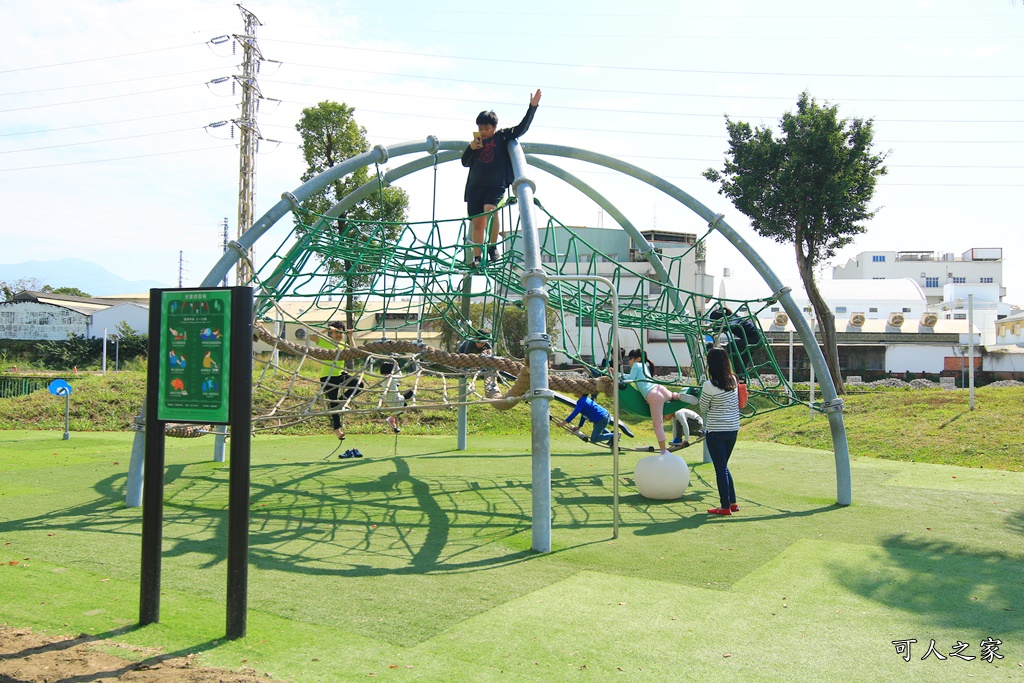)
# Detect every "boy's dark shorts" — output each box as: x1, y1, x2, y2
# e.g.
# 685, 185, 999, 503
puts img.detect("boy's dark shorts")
466, 185, 505, 216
